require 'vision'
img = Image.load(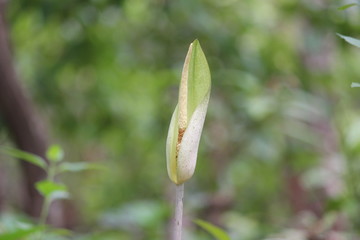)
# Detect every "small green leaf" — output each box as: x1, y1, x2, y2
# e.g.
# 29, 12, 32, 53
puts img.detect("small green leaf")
59, 162, 106, 173
0, 226, 44, 240
351, 82, 360, 88
194, 219, 230, 240
35, 180, 69, 200
338, 3, 358, 10
337, 33, 360, 48
46, 145, 64, 162
2, 147, 47, 169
